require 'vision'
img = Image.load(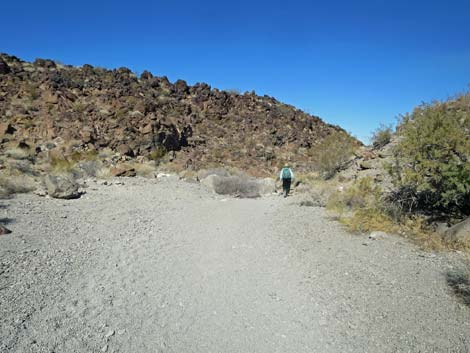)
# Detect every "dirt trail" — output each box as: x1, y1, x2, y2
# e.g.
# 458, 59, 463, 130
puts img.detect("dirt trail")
1, 178, 469, 353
